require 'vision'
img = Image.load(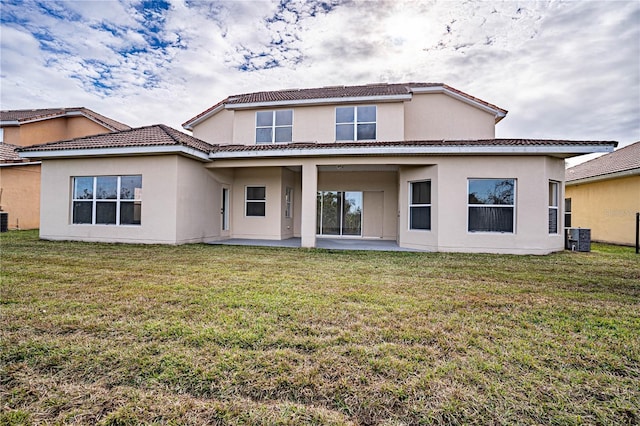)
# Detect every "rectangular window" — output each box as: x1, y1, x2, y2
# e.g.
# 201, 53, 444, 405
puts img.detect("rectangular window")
256, 110, 293, 144
72, 175, 142, 225
564, 198, 572, 228
549, 181, 559, 234
468, 179, 515, 233
246, 186, 266, 217
336, 106, 376, 141
285, 187, 293, 218
409, 181, 431, 230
